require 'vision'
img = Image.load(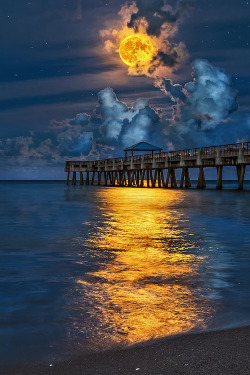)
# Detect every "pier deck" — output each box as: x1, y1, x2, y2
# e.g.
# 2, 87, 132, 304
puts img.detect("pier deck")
65, 142, 250, 190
